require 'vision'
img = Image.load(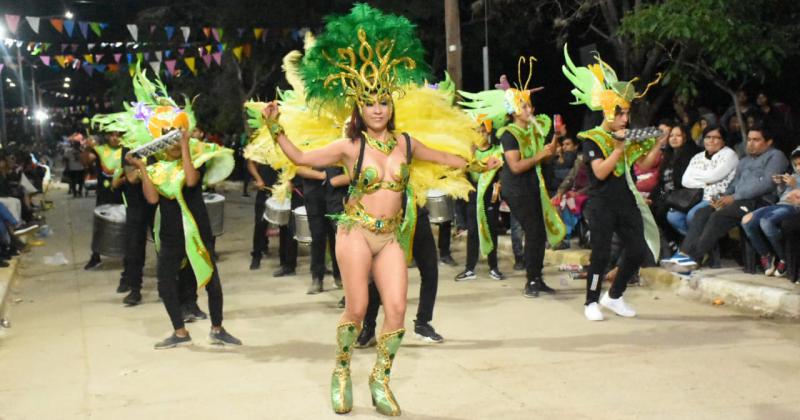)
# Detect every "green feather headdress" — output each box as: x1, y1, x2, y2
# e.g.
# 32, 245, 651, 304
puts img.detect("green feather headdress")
91, 62, 196, 149
561, 44, 661, 121
300, 3, 431, 110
